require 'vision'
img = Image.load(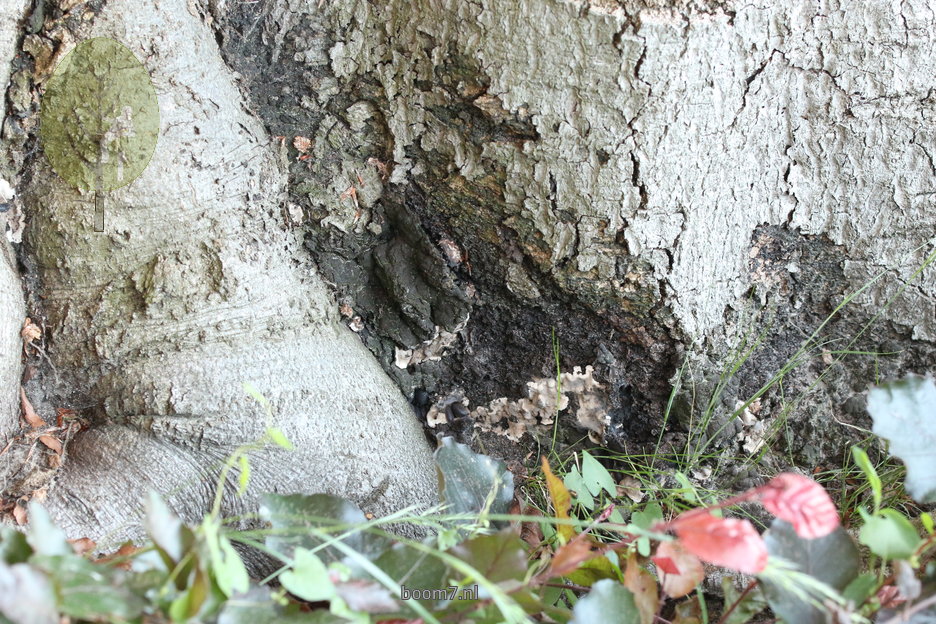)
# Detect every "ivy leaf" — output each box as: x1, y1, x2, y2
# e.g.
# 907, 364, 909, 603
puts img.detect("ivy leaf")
866, 376, 936, 503
630, 502, 663, 557
720, 577, 767, 624
280, 548, 335, 603
859, 508, 921, 560
569, 579, 639, 624
581, 451, 617, 498
40, 37, 159, 231
26, 503, 71, 557
761, 519, 859, 624
260, 493, 389, 563
201, 517, 249, 597
435, 438, 513, 525
448, 529, 528, 585
0, 529, 32, 565
564, 466, 595, 510
32, 554, 146, 621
